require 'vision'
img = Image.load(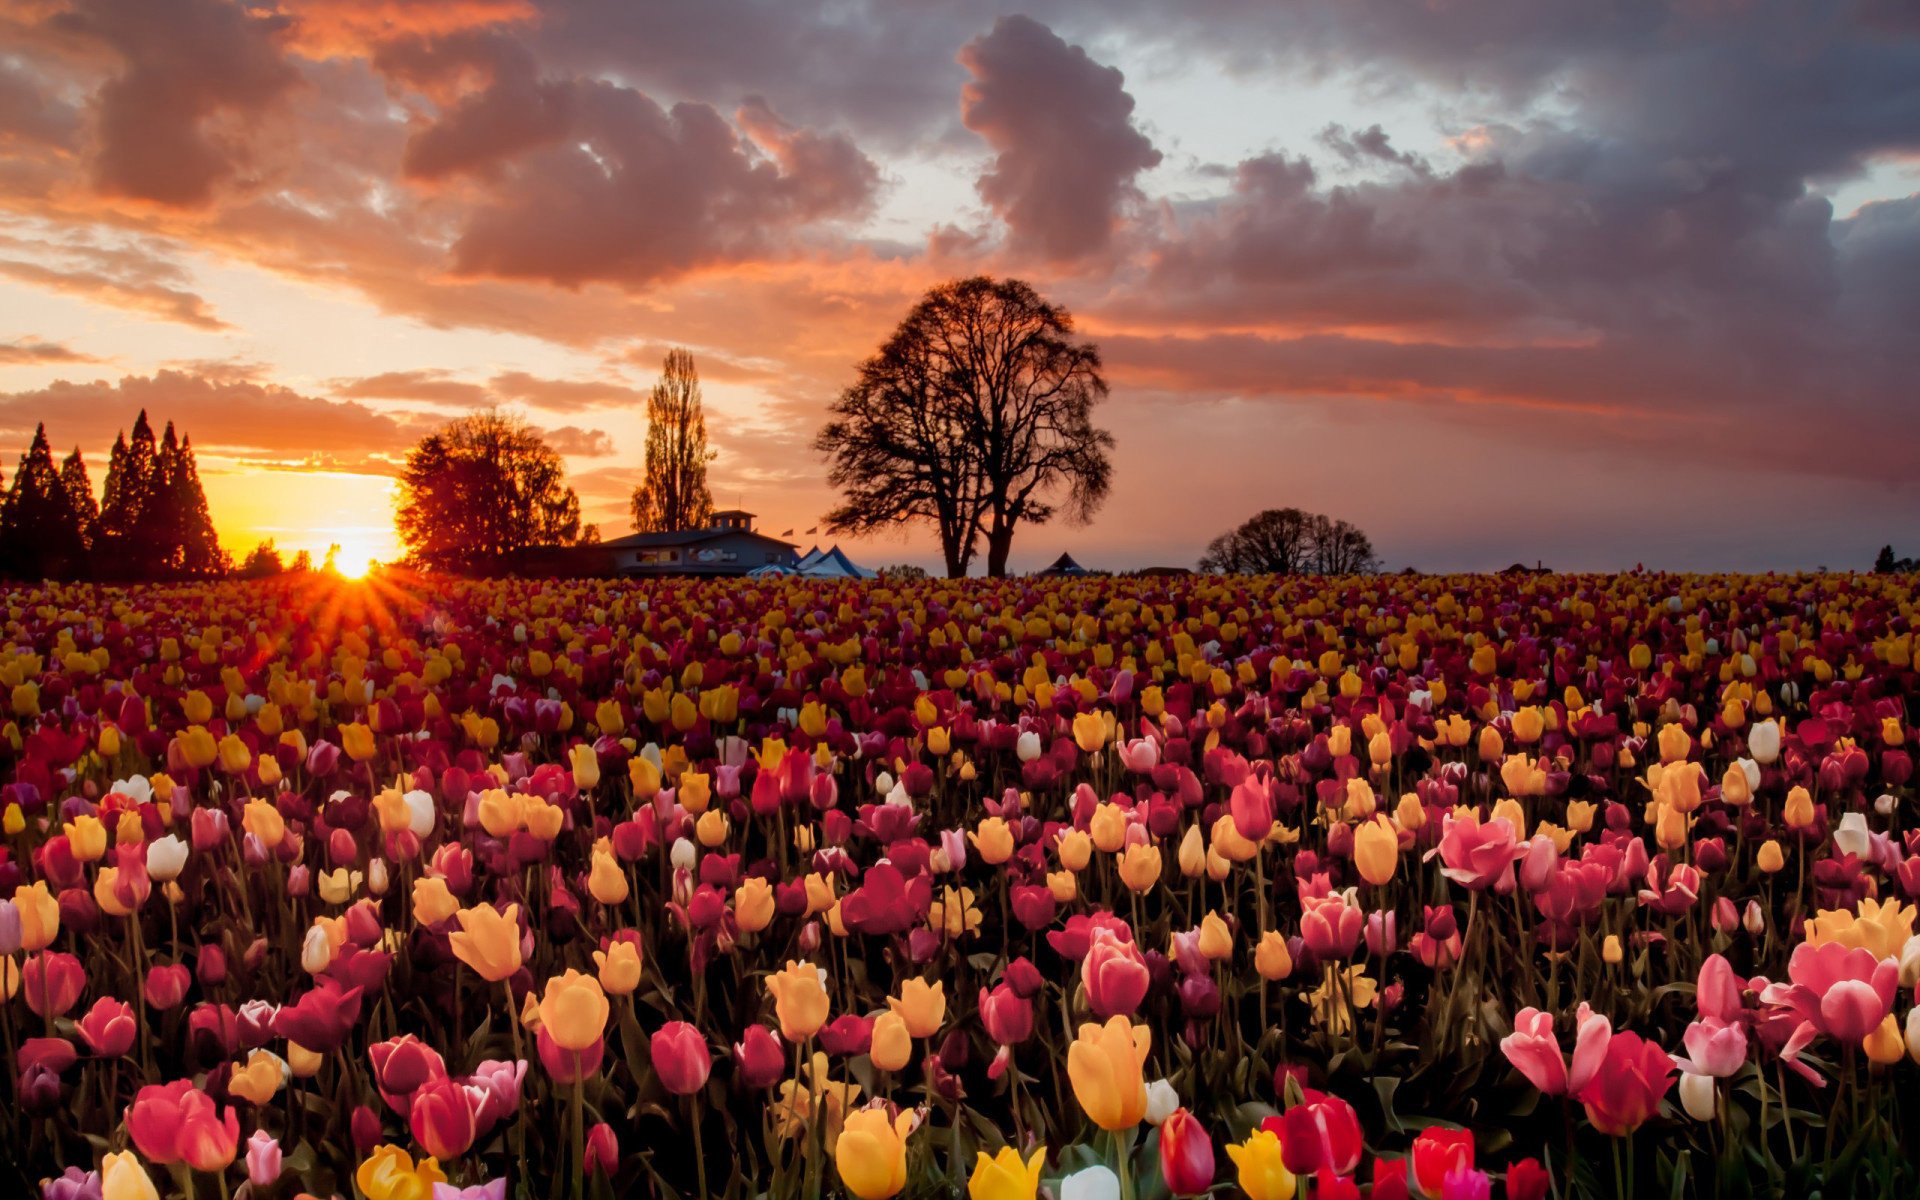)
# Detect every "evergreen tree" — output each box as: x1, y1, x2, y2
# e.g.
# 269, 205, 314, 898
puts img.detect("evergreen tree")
60, 448, 97, 551
167, 432, 226, 576
0, 424, 87, 579
97, 413, 159, 577
1875, 545, 1897, 574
